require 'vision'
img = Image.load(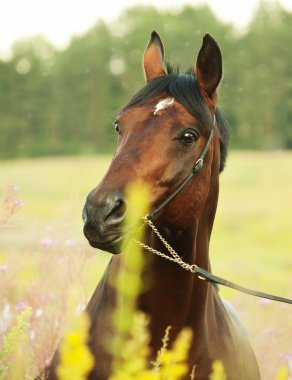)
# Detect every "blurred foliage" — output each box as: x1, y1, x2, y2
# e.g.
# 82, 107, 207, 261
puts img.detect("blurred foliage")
275, 366, 288, 380
57, 311, 94, 380
209, 360, 227, 380
0, 182, 230, 380
108, 182, 199, 380
0, 2, 291, 158
0, 306, 32, 379
0, 156, 291, 378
